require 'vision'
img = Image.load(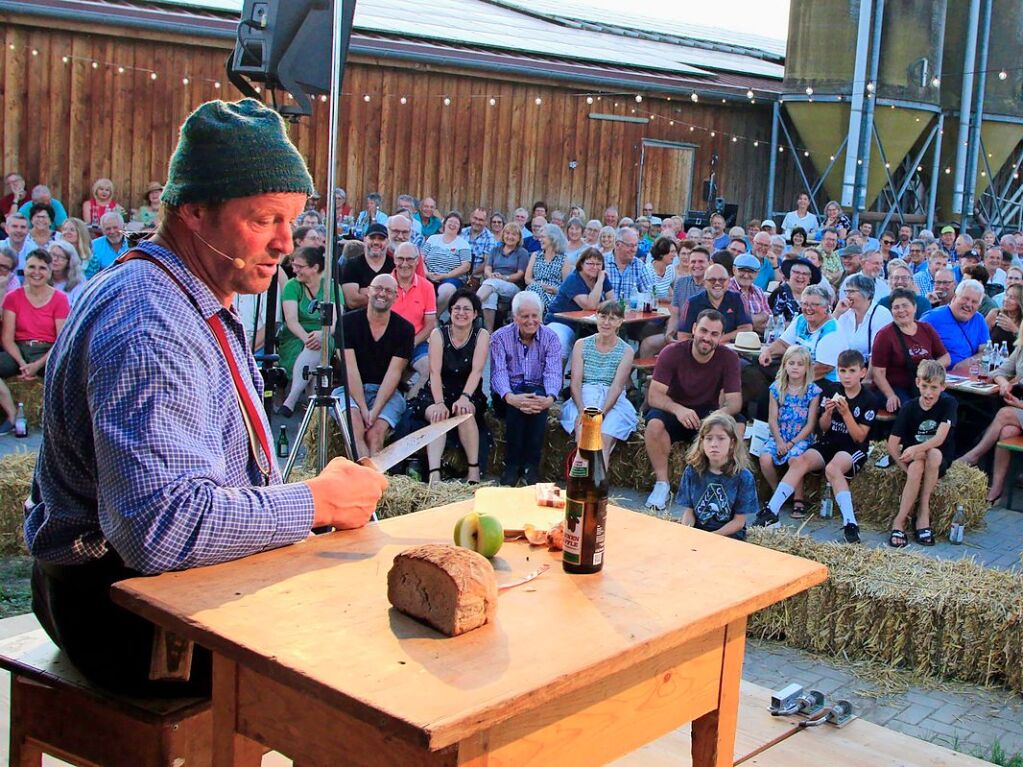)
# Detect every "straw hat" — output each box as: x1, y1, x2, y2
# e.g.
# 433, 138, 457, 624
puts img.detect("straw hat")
734, 331, 762, 352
